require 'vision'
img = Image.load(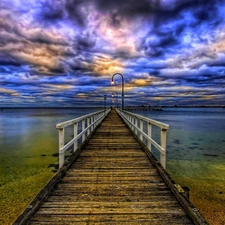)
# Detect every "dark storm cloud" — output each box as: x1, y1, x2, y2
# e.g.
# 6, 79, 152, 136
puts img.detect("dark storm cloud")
40, 0, 65, 22
61, 47, 76, 57
49, 67, 65, 74
151, 0, 222, 21
39, 0, 152, 28
28, 32, 67, 46
136, 0, 225, 58
94, 0, 152, 18
73, 33, 96, 52
138, 31, 178, 57
39, 0, 88, 27
0, 59, 22, 67
65, 0, 88, 27
40, 0, 223, 28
